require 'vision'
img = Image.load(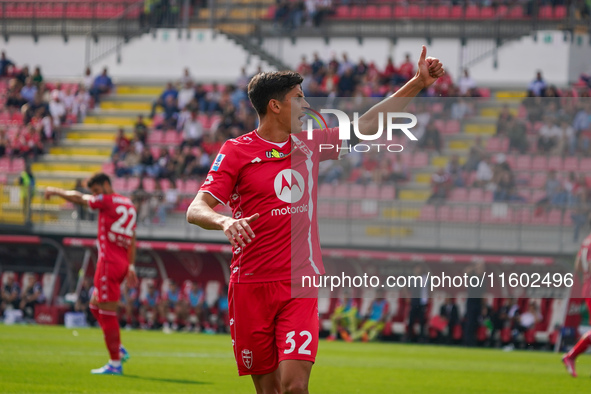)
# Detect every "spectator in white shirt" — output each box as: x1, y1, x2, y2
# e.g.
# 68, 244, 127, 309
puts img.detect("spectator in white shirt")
457, 69, 476, 96
473, 156, 494, 188
178, 81, 195, 110
538, 116, 561, 153
180, 67, 193, 86
49, 91, 66, 128
178, 109, 204, 148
